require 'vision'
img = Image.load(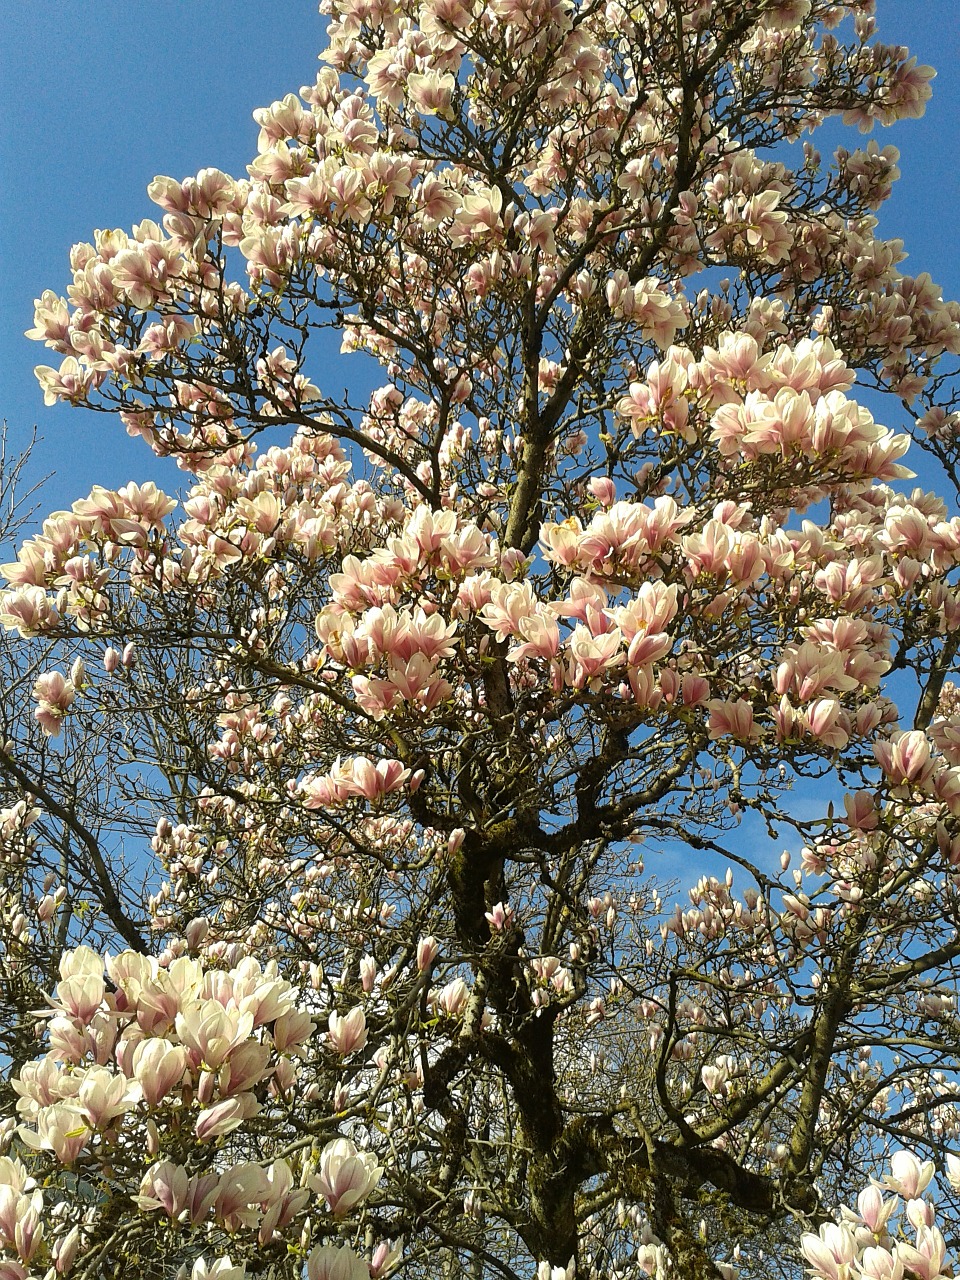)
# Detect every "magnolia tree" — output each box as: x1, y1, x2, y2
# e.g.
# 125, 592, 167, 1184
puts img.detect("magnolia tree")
4, 0, 960, 1276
